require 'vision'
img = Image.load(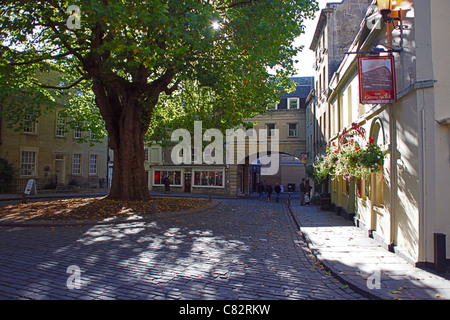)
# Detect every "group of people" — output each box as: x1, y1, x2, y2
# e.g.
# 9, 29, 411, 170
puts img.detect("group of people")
257, 181, 282, 203
257, 178, 312, 205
